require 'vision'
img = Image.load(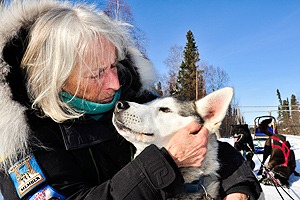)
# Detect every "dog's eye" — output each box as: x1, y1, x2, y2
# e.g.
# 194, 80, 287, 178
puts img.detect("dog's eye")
159, 107, 171, 113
